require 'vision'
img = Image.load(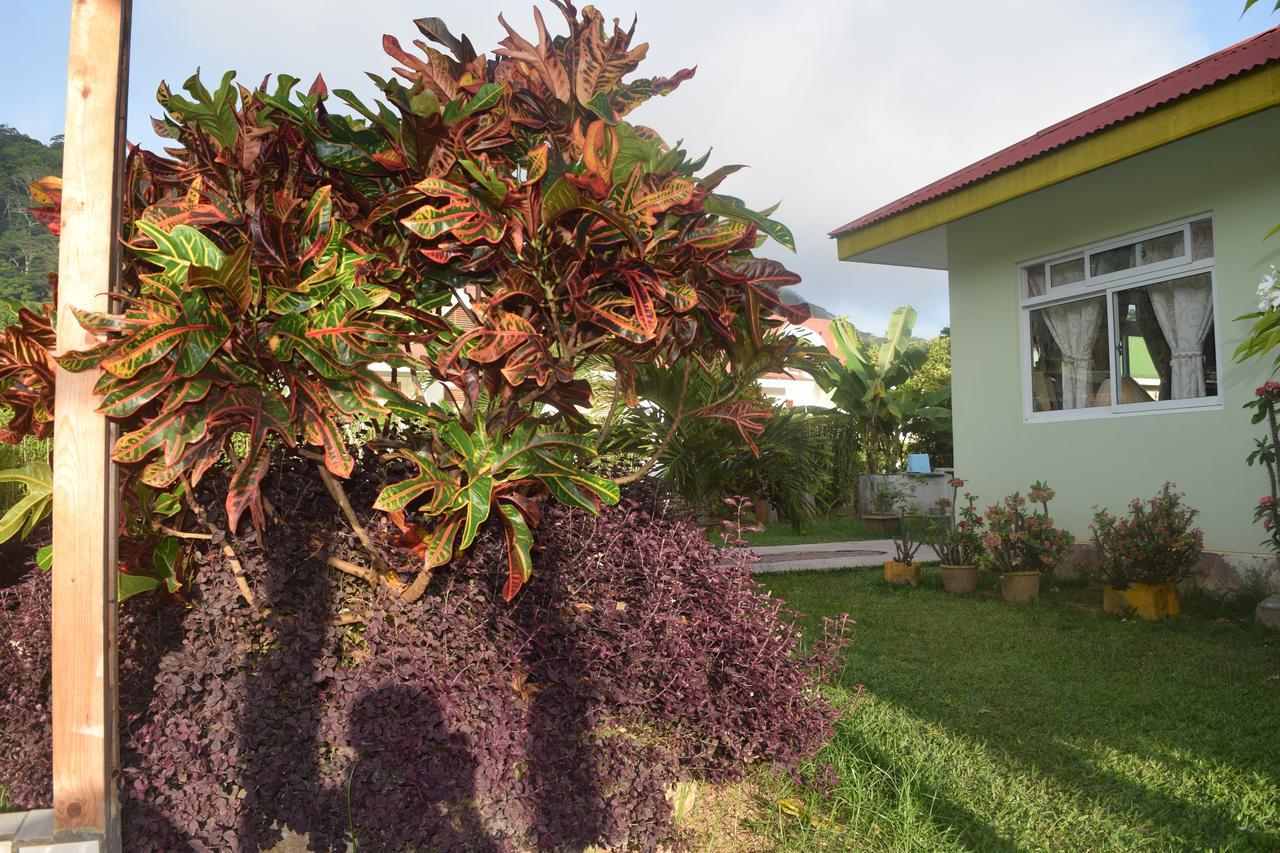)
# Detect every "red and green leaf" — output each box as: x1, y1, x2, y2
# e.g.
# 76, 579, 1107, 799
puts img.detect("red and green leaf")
499, 501, 534, 600
373, 451, 460, 512
423, 514, 464, 569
